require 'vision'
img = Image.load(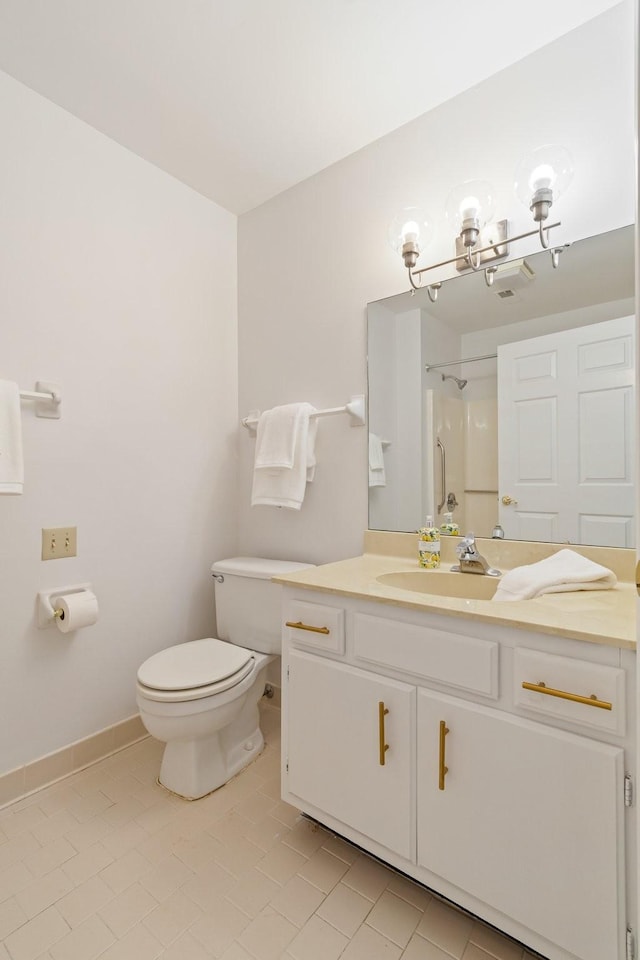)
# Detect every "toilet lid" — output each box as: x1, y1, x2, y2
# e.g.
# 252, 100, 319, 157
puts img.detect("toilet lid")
137, 638, 253, 691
